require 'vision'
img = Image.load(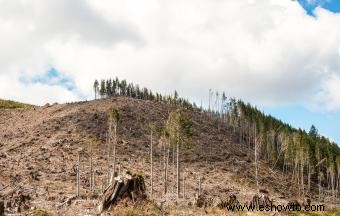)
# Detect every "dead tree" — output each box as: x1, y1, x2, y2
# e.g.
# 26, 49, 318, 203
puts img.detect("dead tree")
254, 125, 259, 194
176, 124, 180, 200
89, 139, 94, 193
76, 153, 80, 197
163, 137, 167, 195
198, 176, 202, 197
112, 123, 117, 179
164, 144, 170, 195
92, 167, 95, 193
150, 127, 154, 199
108, 107, 119, 183
106, 132, 110, 186
90, 156, 93, 193
183, 171, 186, 199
